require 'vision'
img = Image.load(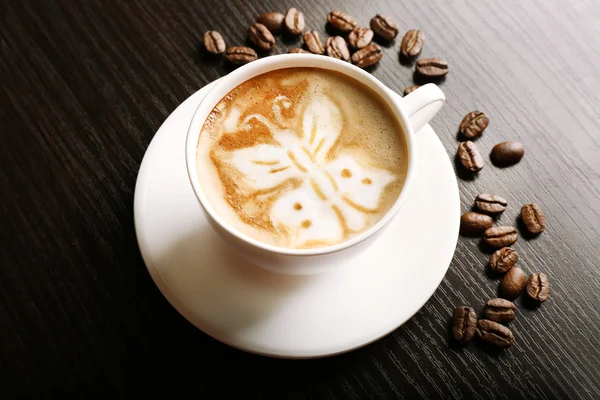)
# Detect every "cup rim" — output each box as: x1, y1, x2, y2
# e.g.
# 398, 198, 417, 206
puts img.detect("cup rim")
185, 54, 417, 256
